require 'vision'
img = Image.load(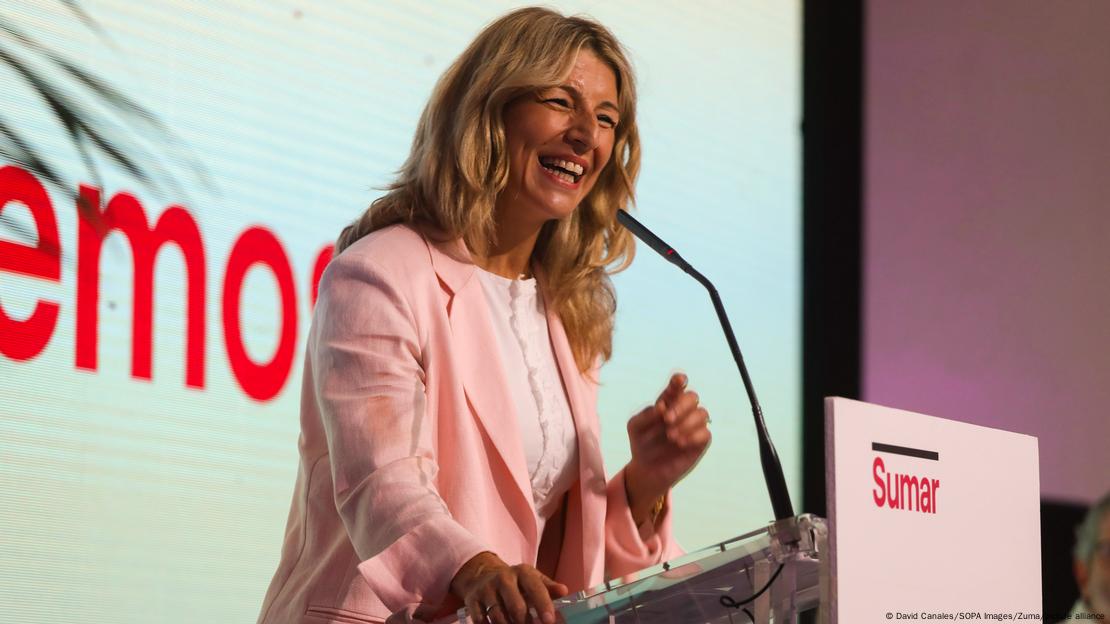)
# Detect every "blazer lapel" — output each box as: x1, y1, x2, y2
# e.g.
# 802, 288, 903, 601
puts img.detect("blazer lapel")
539, 271, 607, 582
423, 232, 537, 543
